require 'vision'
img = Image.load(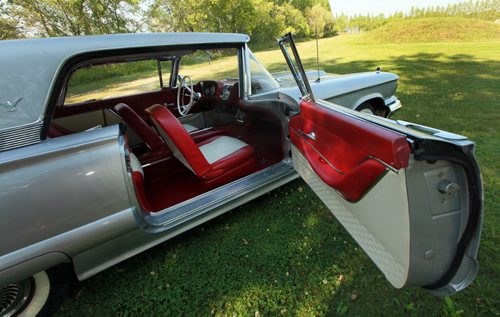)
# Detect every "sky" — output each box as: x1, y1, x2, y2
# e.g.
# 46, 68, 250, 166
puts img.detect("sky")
328, 0, 467, 16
